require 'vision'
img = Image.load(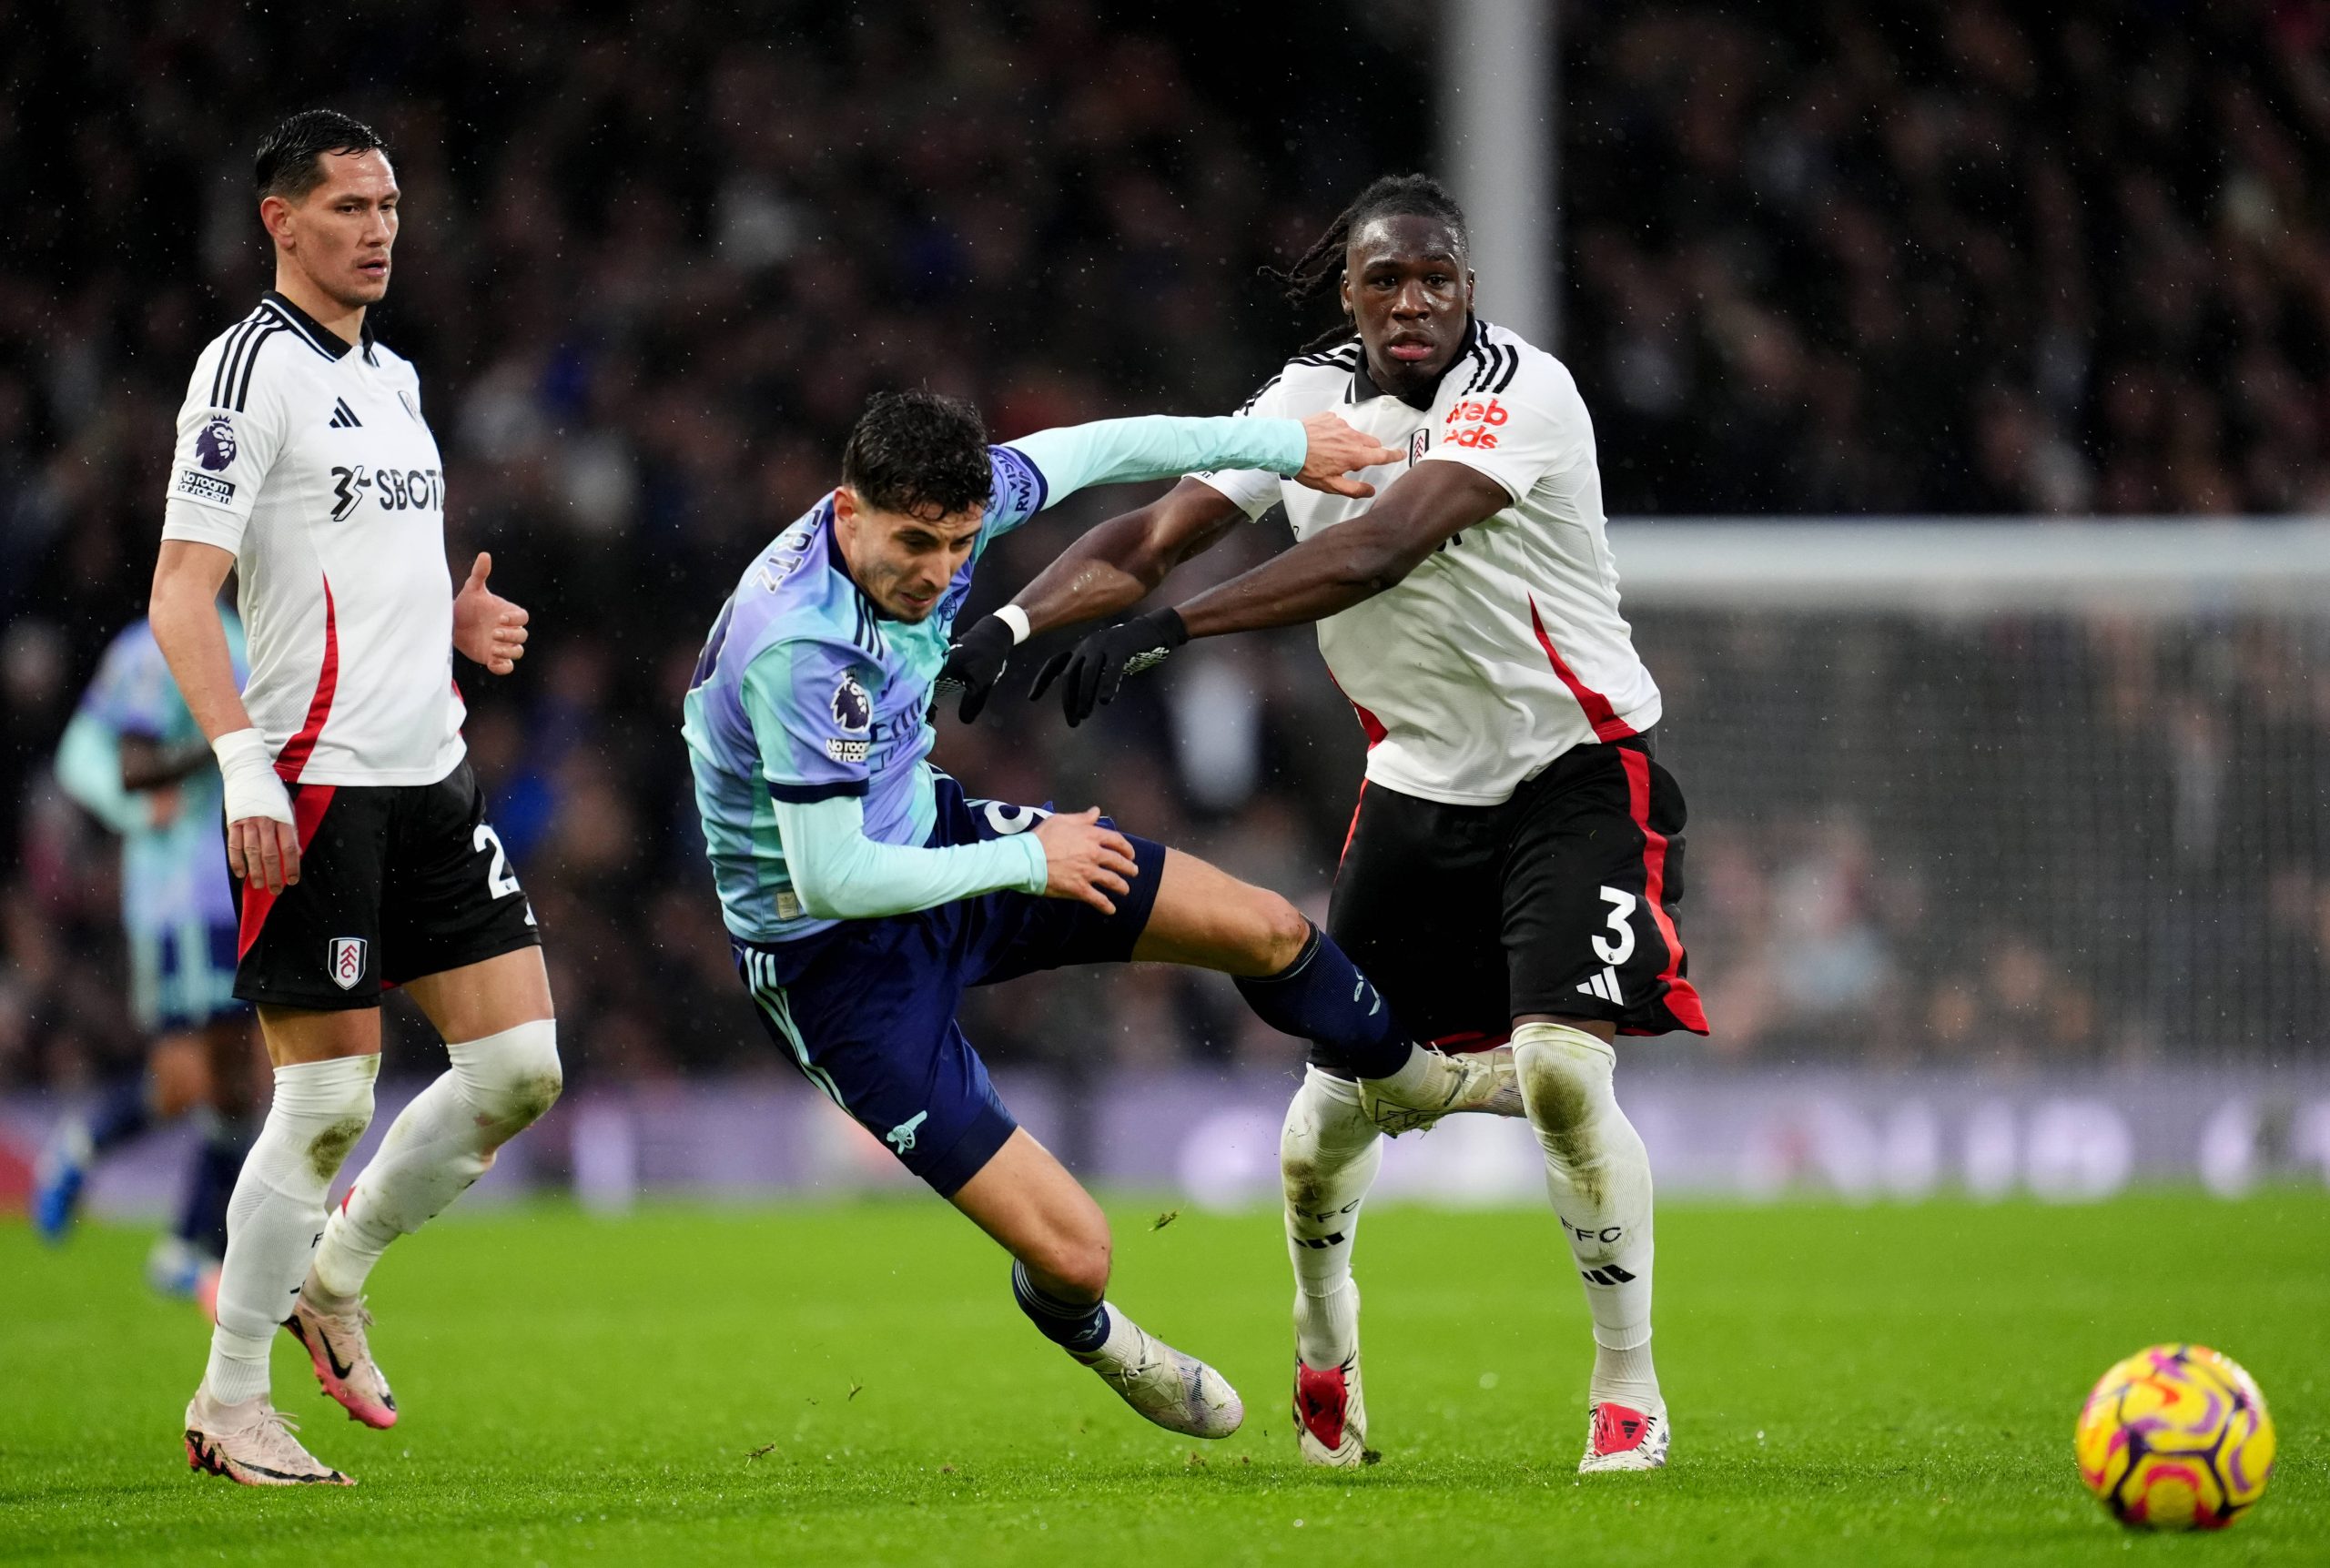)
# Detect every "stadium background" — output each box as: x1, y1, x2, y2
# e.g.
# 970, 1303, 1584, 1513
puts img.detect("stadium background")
3, 0, 2327, 1204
